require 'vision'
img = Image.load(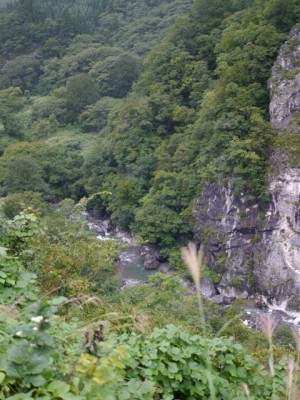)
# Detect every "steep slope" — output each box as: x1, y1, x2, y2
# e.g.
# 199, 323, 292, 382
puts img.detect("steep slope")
0, 0, 192, 65
0, 0, 193, 198
1, 0, 300, 296
91, 0, 299, 253
193, 24, 300, 303
255, 24, 300, 301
